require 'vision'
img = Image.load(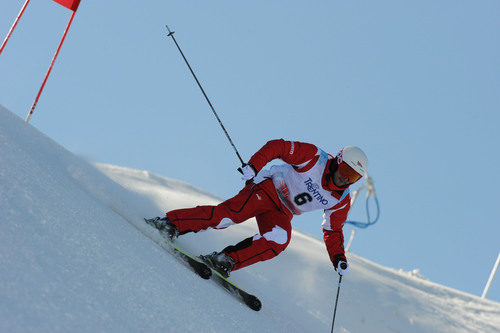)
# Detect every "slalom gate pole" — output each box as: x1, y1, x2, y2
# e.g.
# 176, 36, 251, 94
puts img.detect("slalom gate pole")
164, 25, 245, 166
0, 0, 31, 55
481, 252, 500, 299
26, 10, 77, 123
331, 274, 343, 333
